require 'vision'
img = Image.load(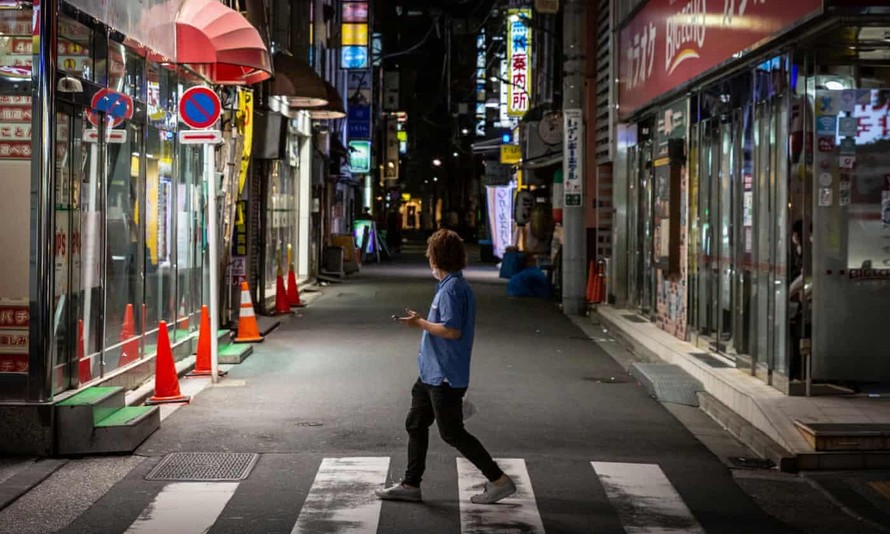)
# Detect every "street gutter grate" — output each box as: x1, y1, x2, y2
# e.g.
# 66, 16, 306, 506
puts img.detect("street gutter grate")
689, 352, 731, 368
145, 452, 259, 481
